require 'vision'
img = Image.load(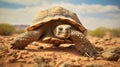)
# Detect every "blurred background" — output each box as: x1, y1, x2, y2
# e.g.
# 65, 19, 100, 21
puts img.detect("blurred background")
0, 0, 120, 37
